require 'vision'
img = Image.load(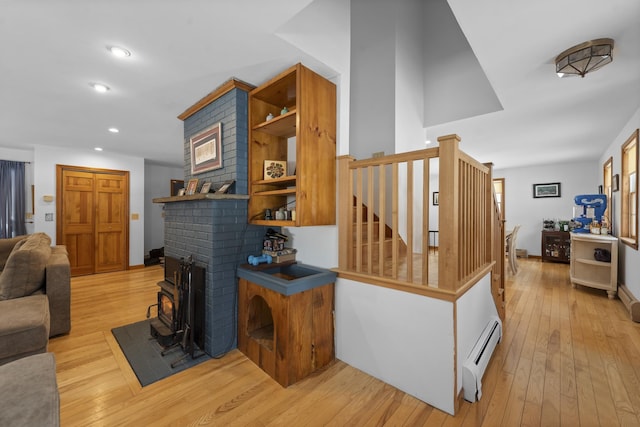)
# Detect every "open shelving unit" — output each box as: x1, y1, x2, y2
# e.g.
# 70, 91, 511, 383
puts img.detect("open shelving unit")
570, 233, 618, 298
248, 63, 336, 227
